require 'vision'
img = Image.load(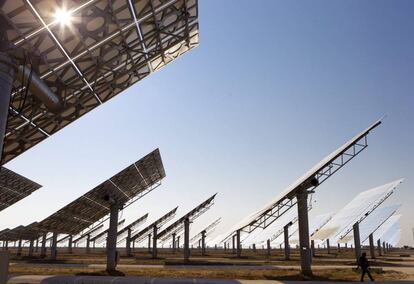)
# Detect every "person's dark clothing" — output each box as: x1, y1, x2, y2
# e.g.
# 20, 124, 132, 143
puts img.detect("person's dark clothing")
358, 255, 374, 282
